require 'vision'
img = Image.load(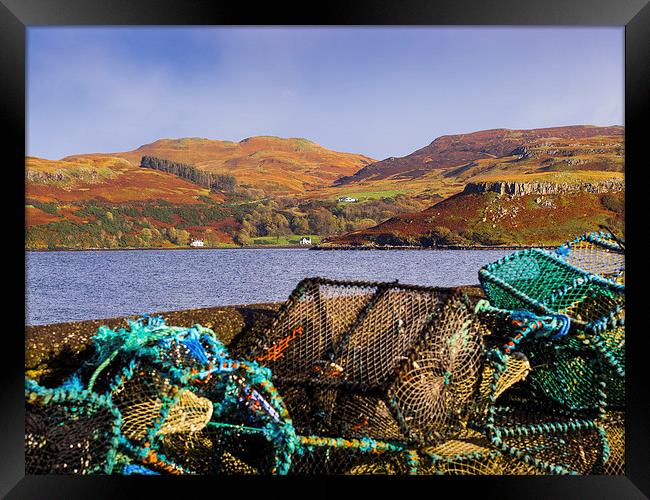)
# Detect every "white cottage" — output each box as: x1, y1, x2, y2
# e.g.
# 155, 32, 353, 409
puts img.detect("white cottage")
299, 237, 312, 246
190, 239, 205, 247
